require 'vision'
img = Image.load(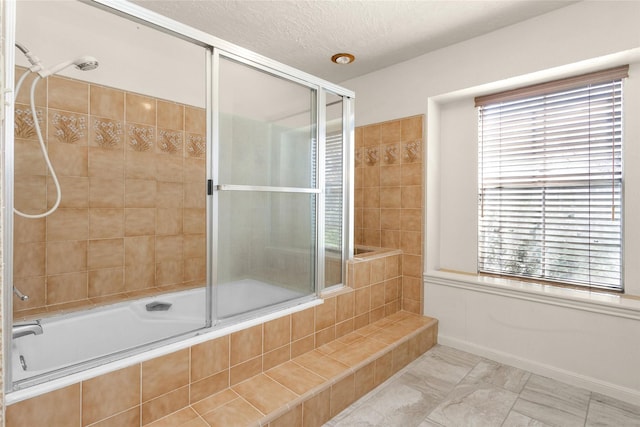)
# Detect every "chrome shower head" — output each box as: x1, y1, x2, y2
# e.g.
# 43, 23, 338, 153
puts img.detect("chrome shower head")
38, 55, 99, 78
